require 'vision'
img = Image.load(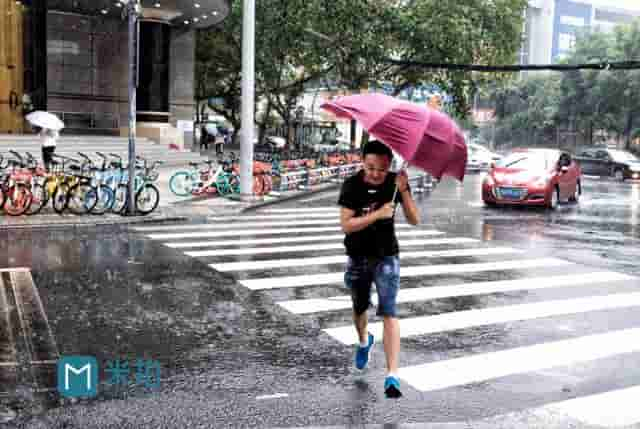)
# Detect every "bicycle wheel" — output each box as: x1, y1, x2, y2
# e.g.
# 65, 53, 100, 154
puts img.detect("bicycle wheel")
112, 184, 128, 214
26, 184, 48, 215
67, 183, 98, 215
135, 184, 160, 215
52, 183, 70, 214
91, 185, 115, 215
169, 171, 195, 196
215, 175, 232, 196
4, 184, 33, 216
